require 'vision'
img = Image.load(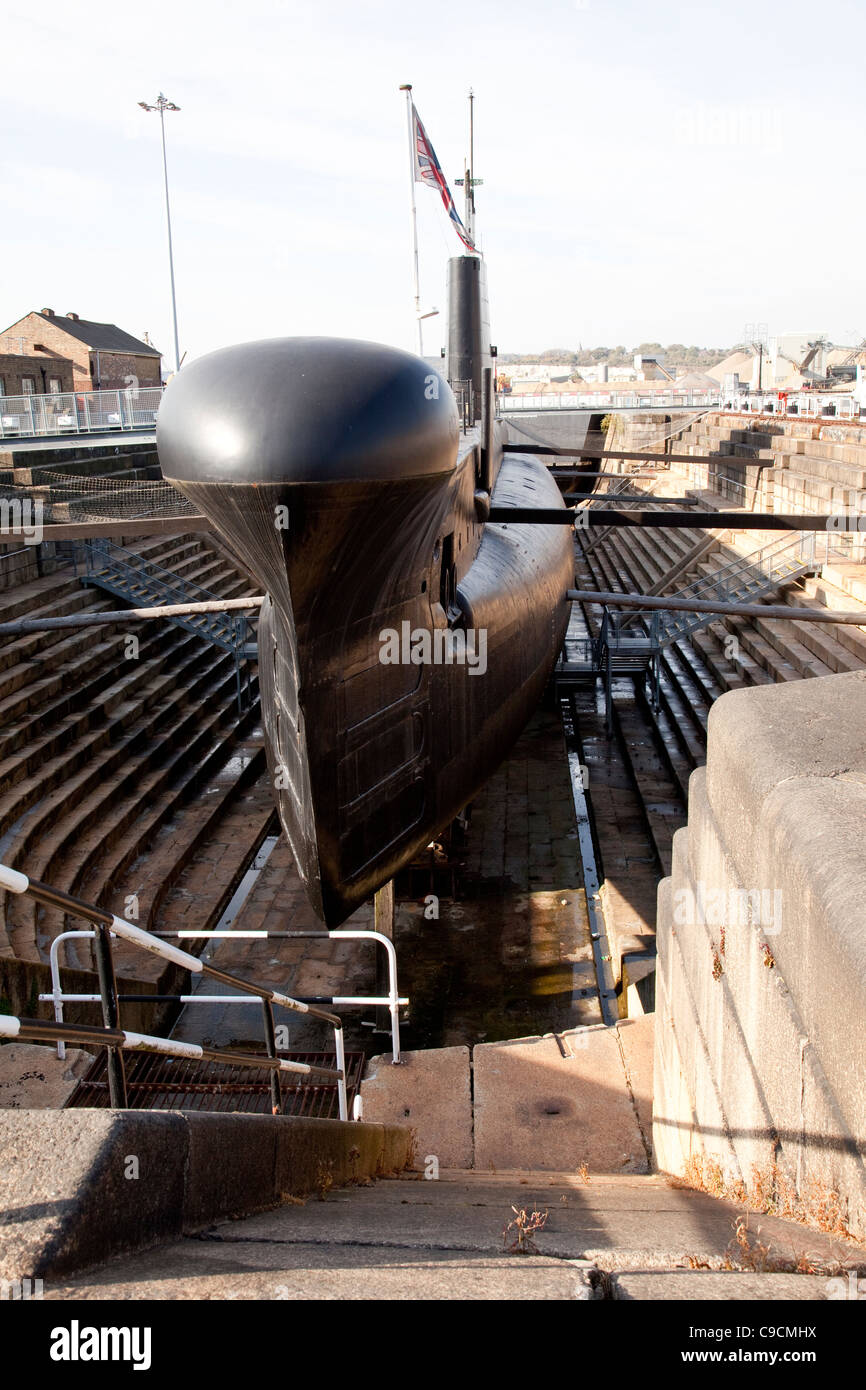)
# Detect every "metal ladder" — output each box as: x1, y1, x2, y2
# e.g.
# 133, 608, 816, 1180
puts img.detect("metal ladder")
564, 532, 825, 732
652, 532, 821, 649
